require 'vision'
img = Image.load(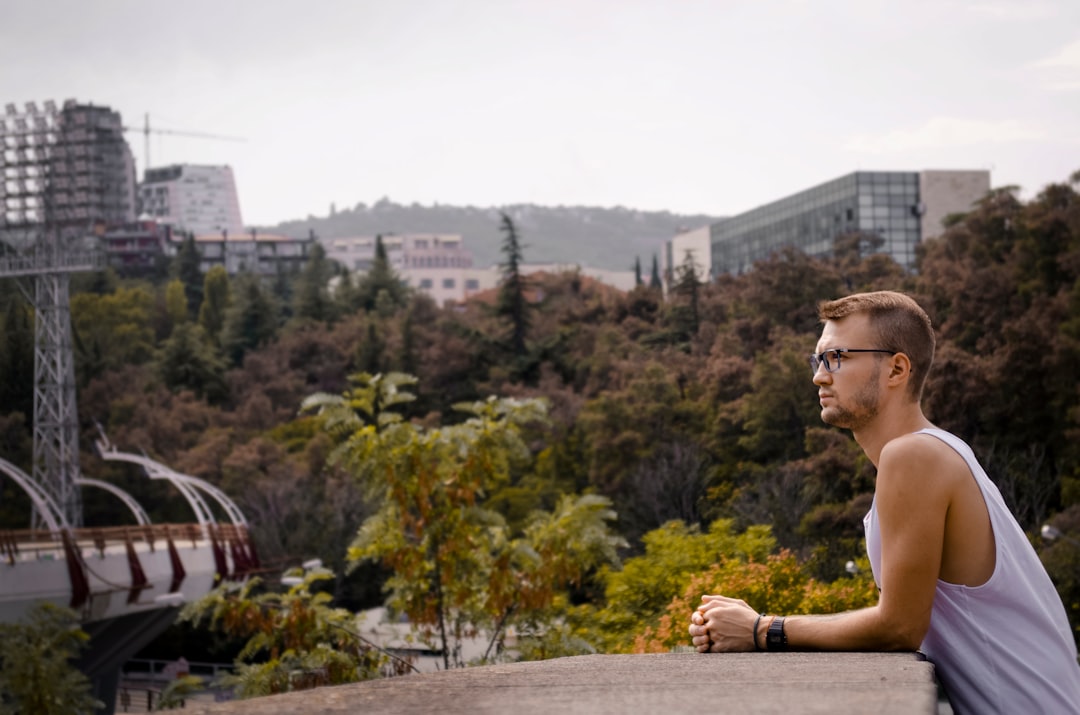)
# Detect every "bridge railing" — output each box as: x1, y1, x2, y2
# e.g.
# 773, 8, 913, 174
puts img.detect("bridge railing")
0, 523, 260, 609
0, 523, 216, 564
